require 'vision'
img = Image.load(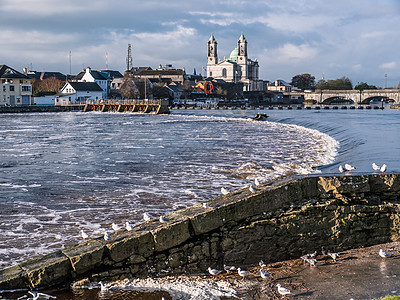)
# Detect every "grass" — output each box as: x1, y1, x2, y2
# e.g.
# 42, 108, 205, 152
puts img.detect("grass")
373, 296, 400, 300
